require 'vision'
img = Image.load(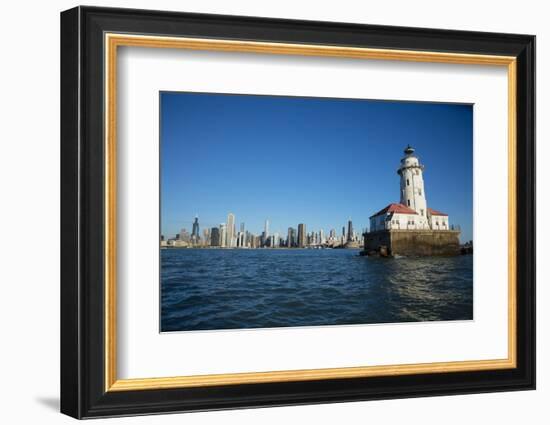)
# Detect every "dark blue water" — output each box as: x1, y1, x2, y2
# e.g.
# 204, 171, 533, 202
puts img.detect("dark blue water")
160, 249, 473, 332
